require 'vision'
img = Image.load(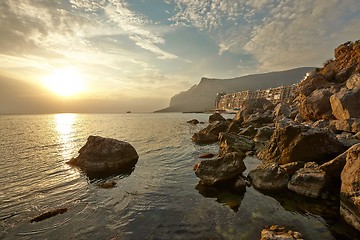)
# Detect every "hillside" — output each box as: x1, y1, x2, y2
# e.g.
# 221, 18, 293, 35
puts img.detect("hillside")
156, 67, 314, 112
